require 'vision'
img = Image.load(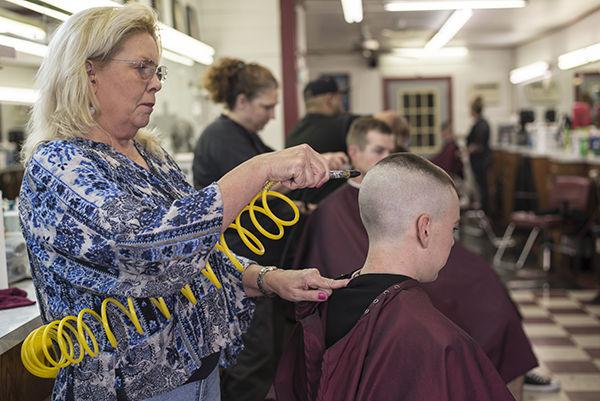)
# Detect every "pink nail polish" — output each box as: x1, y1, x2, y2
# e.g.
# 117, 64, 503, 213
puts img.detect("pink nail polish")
318, 292, 327, 301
